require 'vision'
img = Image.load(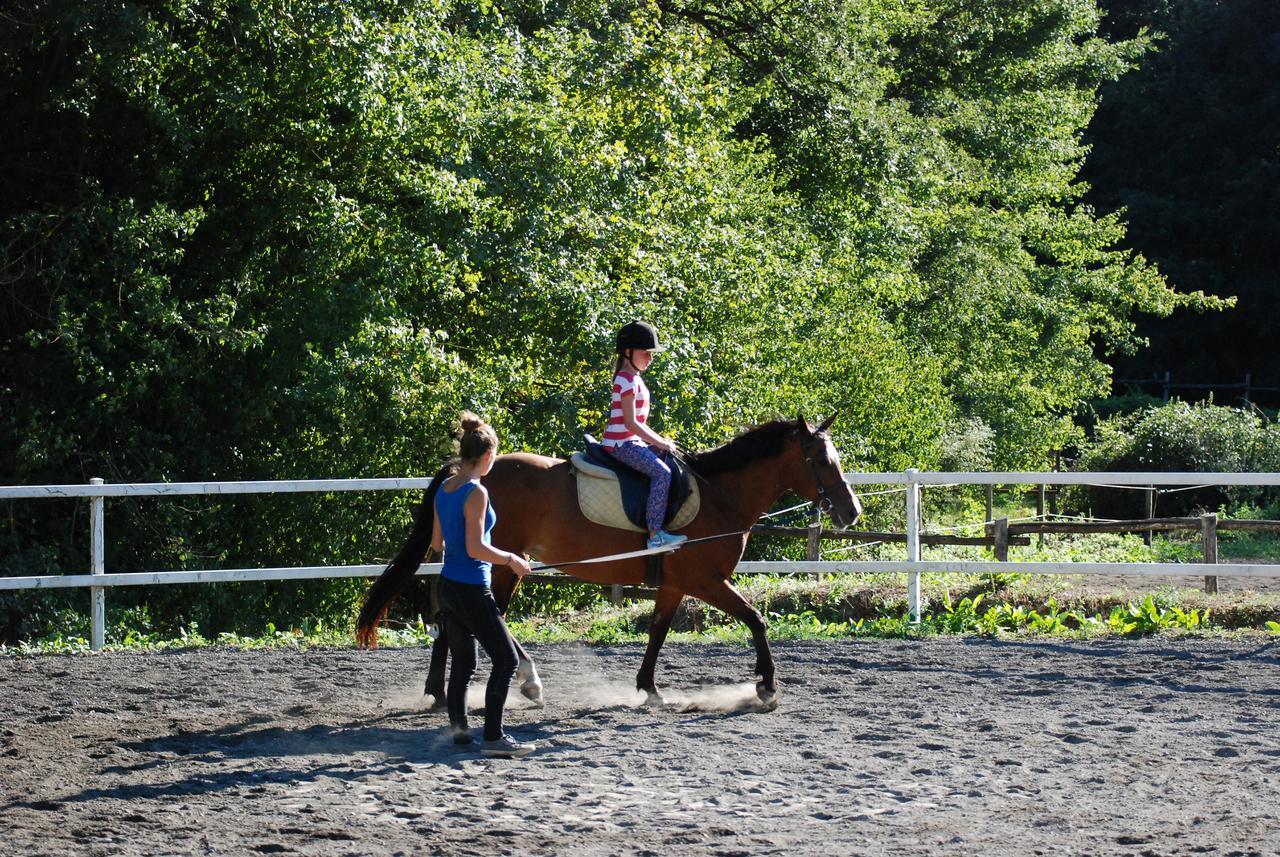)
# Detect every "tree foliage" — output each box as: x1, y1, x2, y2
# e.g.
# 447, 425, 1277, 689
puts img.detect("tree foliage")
1, 0, 1204, 636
